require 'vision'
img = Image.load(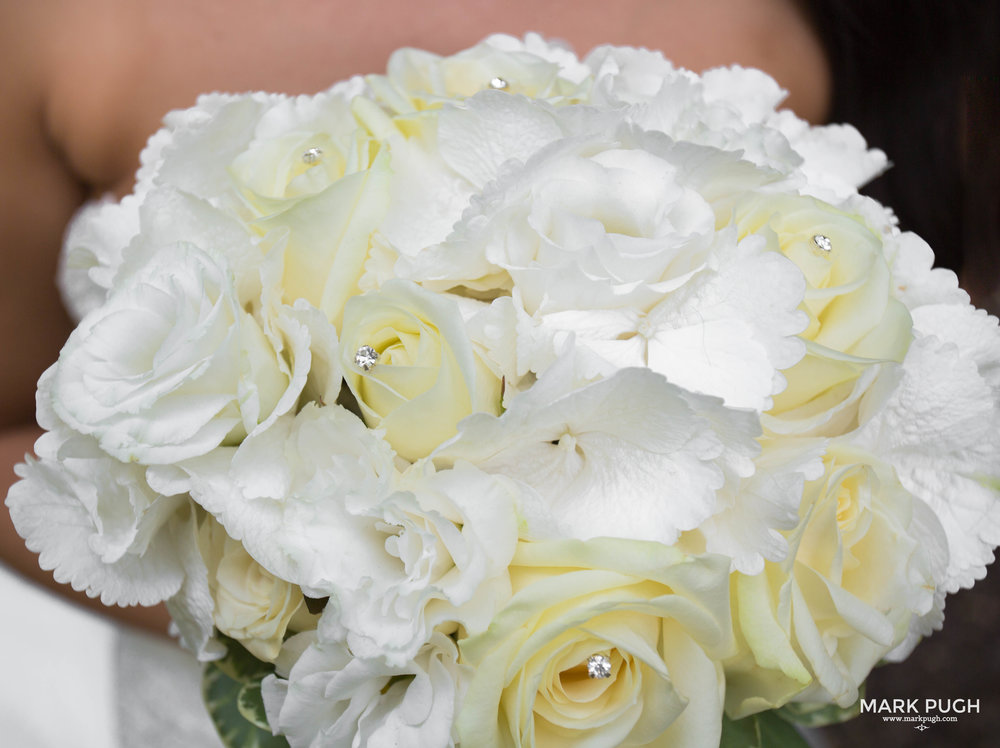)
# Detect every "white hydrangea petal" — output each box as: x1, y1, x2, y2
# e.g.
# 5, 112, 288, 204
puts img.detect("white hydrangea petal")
644, 233, 807, 410
437, 92, 564, 189
375, 129, 477, 261
435, 361, 759, 543
884, 231, 969, 308
854, 334, 1000, 591
585, 45, 686, 105
700, 66, 787, 123
910, 304, 1000, 394
773, 119, 888, 199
